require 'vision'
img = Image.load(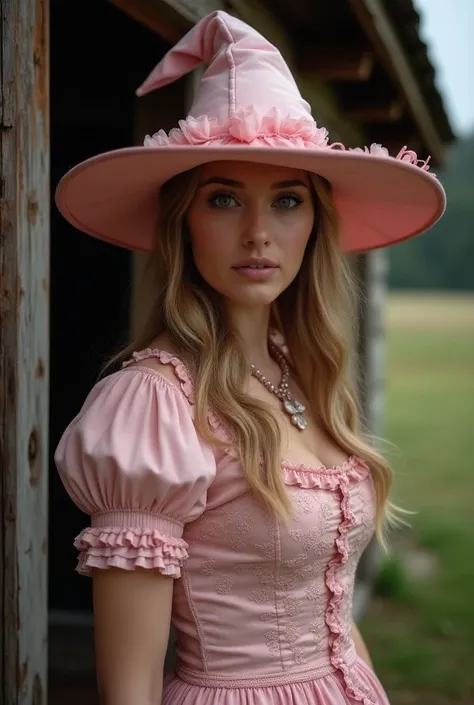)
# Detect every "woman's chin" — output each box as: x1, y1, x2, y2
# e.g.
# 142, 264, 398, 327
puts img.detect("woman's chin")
223, 284, 283, 309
